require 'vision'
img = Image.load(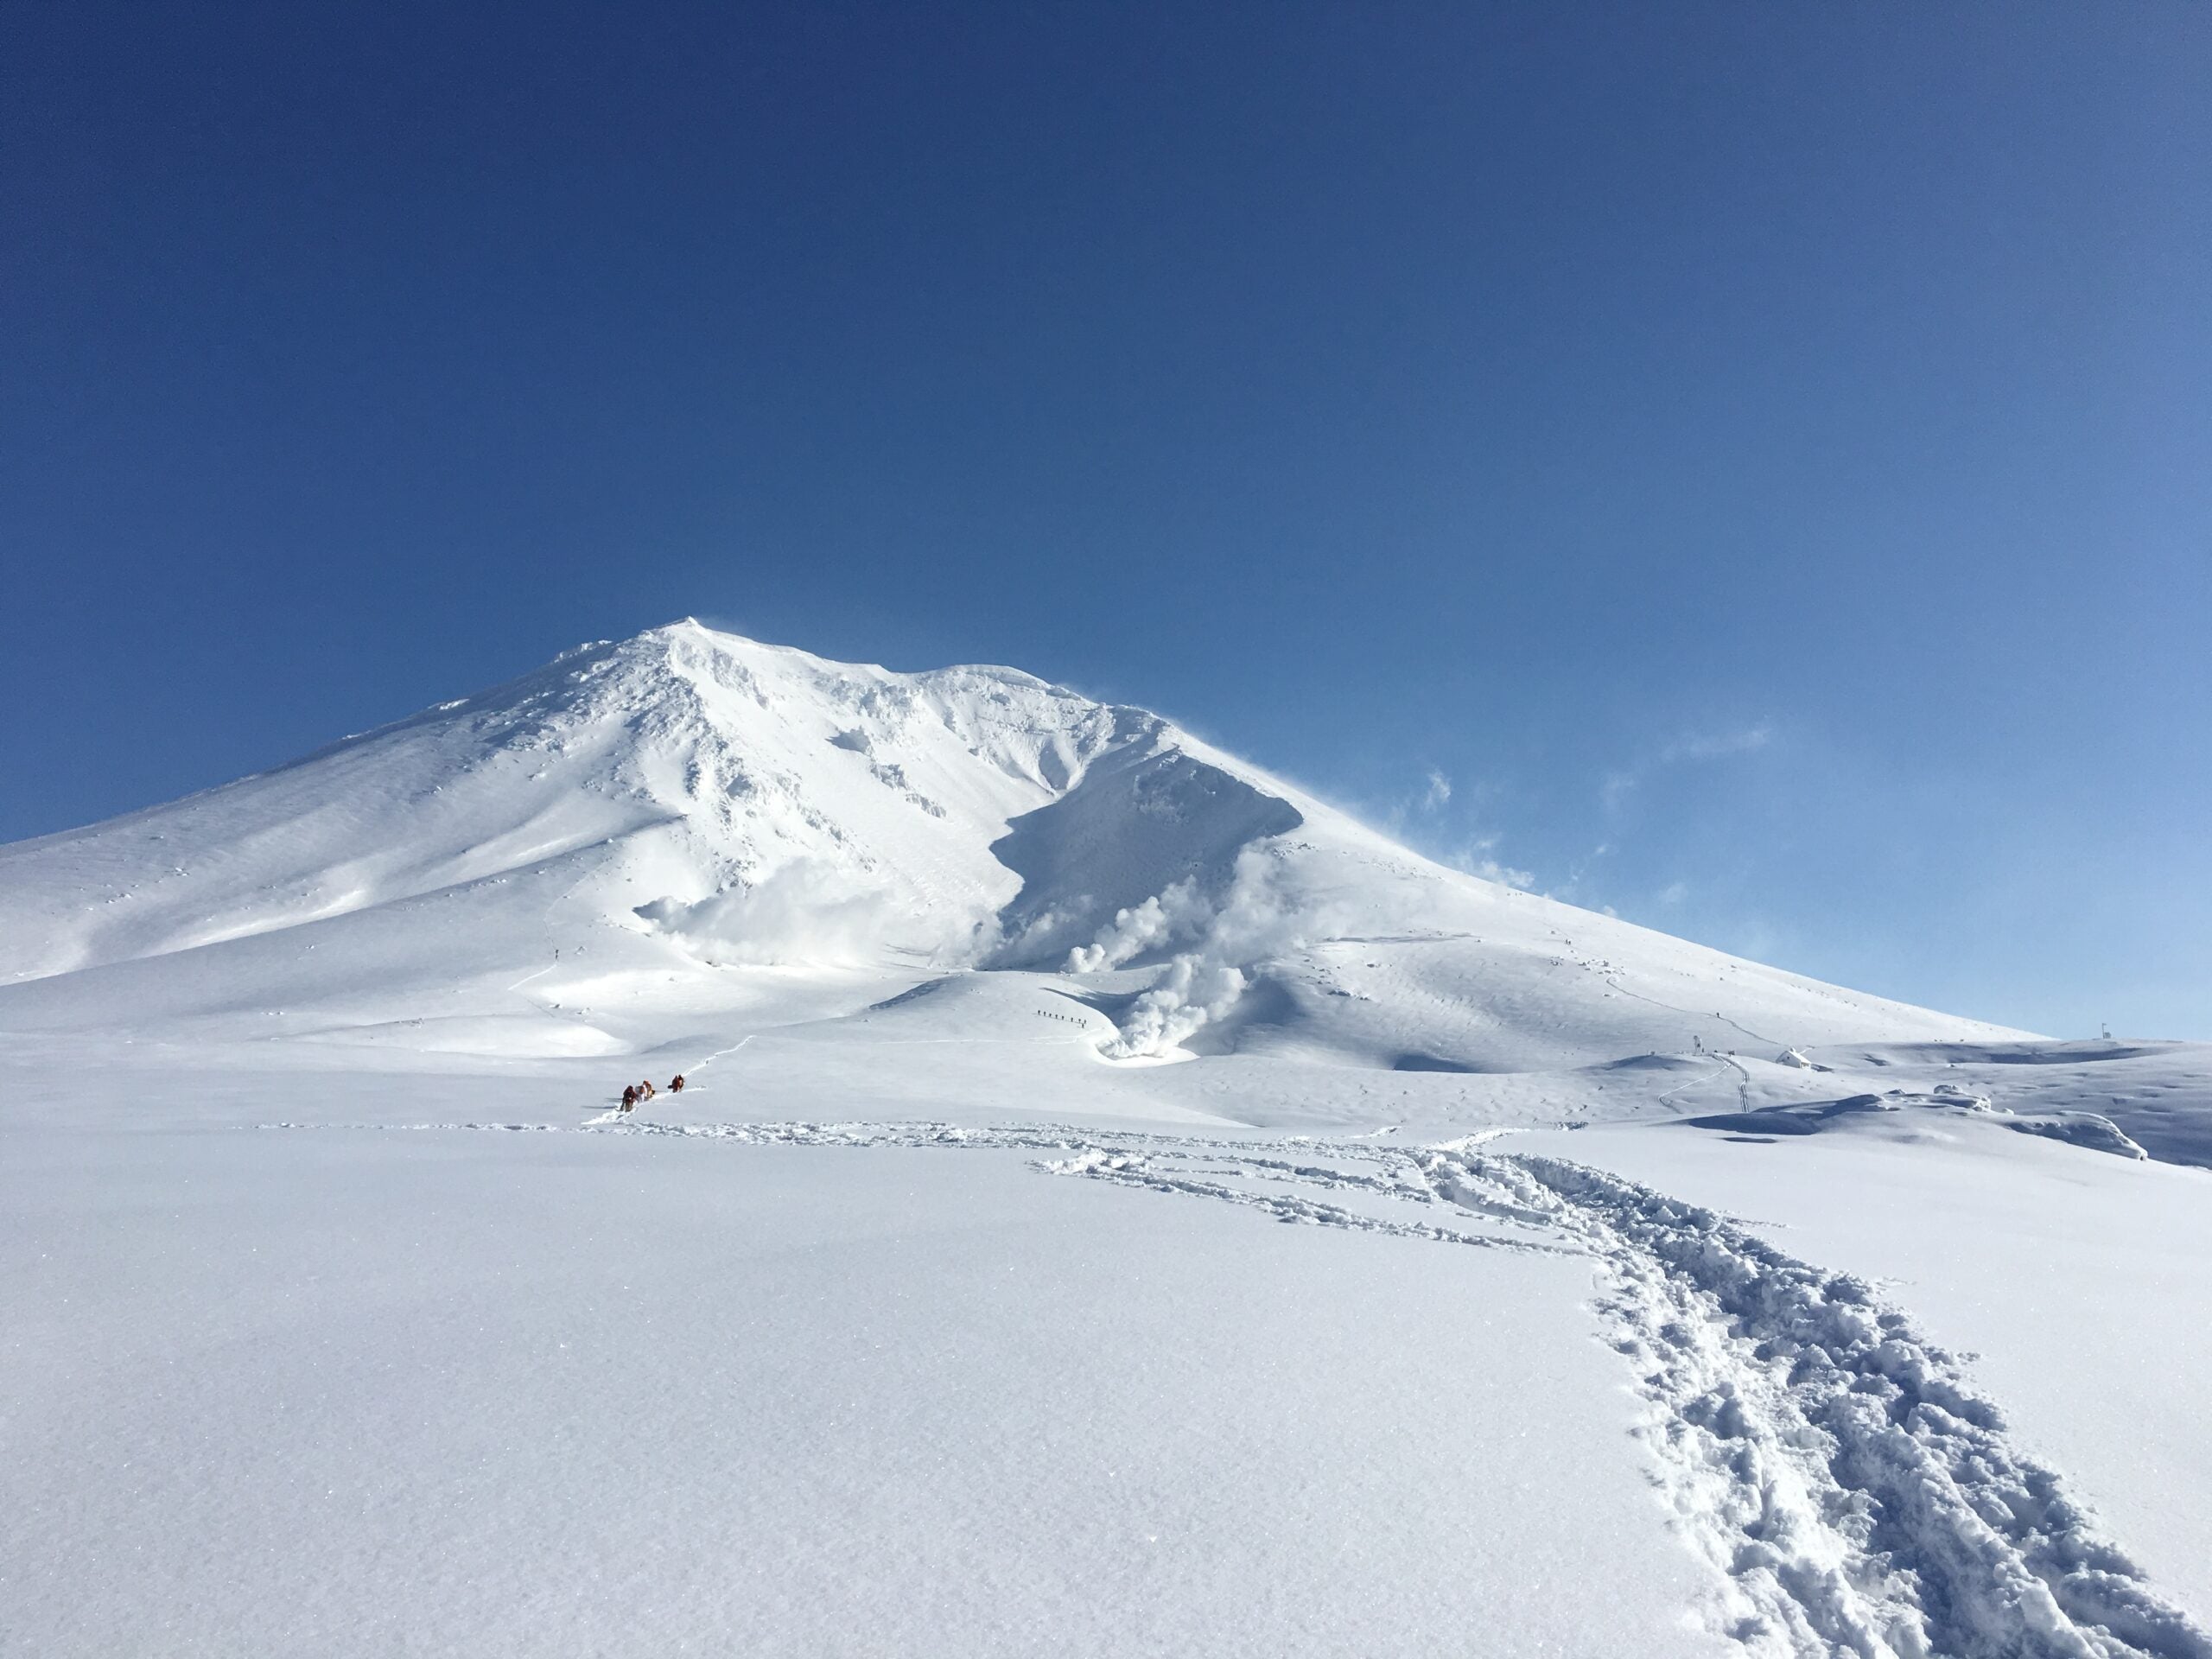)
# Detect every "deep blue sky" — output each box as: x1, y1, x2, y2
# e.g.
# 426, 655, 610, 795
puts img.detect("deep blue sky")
4, 2, 2207, 1036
